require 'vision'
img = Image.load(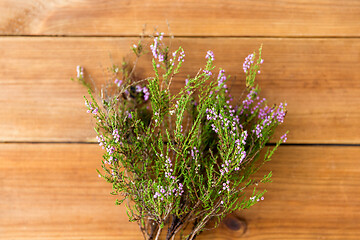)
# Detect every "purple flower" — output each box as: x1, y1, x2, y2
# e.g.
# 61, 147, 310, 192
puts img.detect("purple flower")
114, 78, 122, 87
251, 97, 266, 114
174, 183, 184, 196
107, 156, 117, 165
112, 129, 120, 143
164, 157, 176, 180
96, 135, 106, 149
190, 147, 199, 159
76, 65, 83, 78
280, 133, 288, 143
177, 50, 185, 62
135, 85, 142, 93
85, 100, 98, 115
142, 87, 150, 101
205, 50, 215, 61
252, 124, 263, 138
275, 103, 286, 123
203, 69, 212, 76
150, 32, 165, 61
150, 38, 159, 59
106, 145, 115, 155
217, 69, 227, 88
91, 107, 98, 114
241, 130, 248, 145
240, 89, 258, 114
222, 180, 230, 190
125, 111, 132, 119
258, 105, 272, 120
154, 192, 161, 199
243, 53, 254, 73
238, 150, 246, 164
158, 54, 164, 62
